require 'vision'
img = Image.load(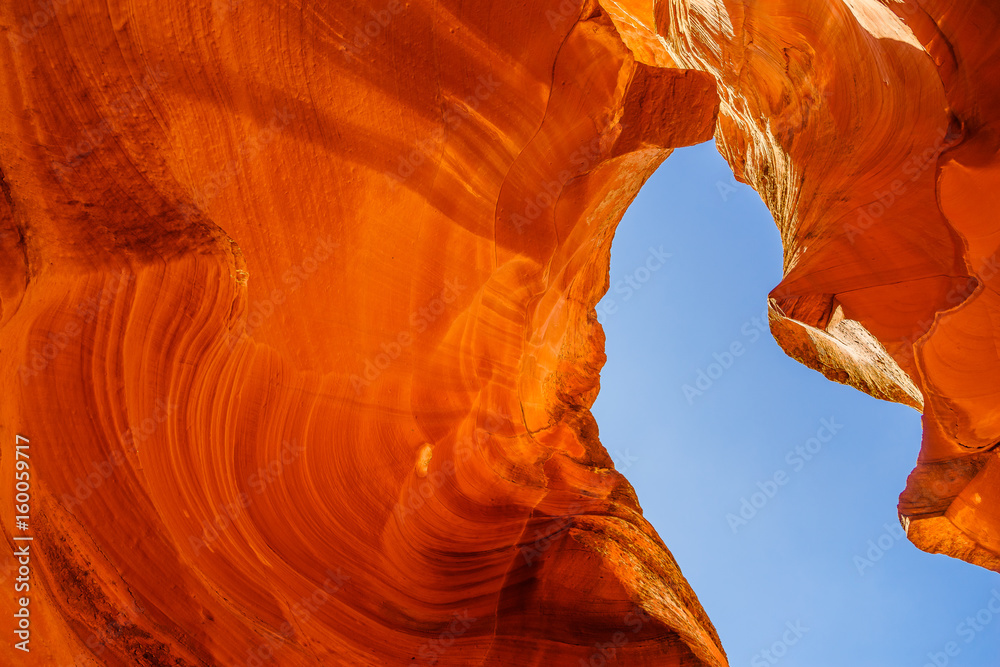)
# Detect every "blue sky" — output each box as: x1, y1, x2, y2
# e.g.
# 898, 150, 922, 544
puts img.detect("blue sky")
592, 141, 1000, 667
